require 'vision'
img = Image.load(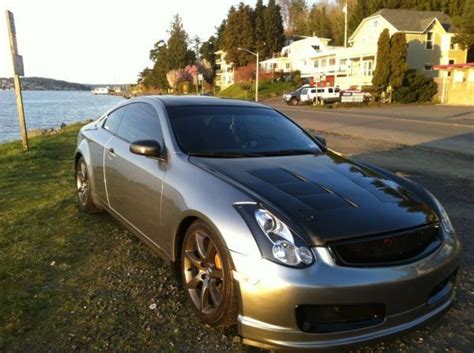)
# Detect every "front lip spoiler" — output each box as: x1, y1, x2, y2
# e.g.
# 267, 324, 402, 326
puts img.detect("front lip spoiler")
239, 290, 455, 352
